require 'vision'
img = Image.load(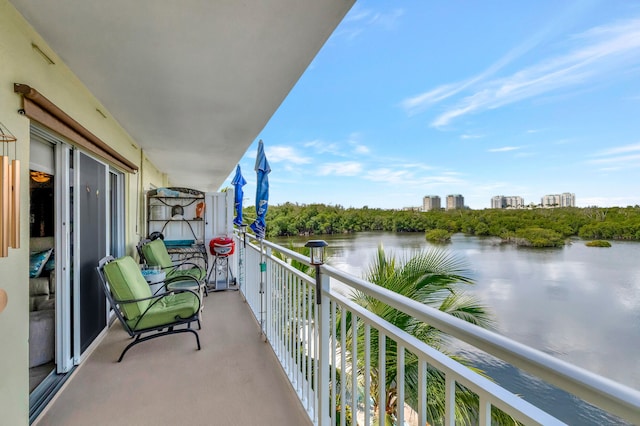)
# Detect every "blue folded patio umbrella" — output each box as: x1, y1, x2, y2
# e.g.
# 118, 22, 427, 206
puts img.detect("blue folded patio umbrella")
231, 164, 247, 227
249, 140, 270, 240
